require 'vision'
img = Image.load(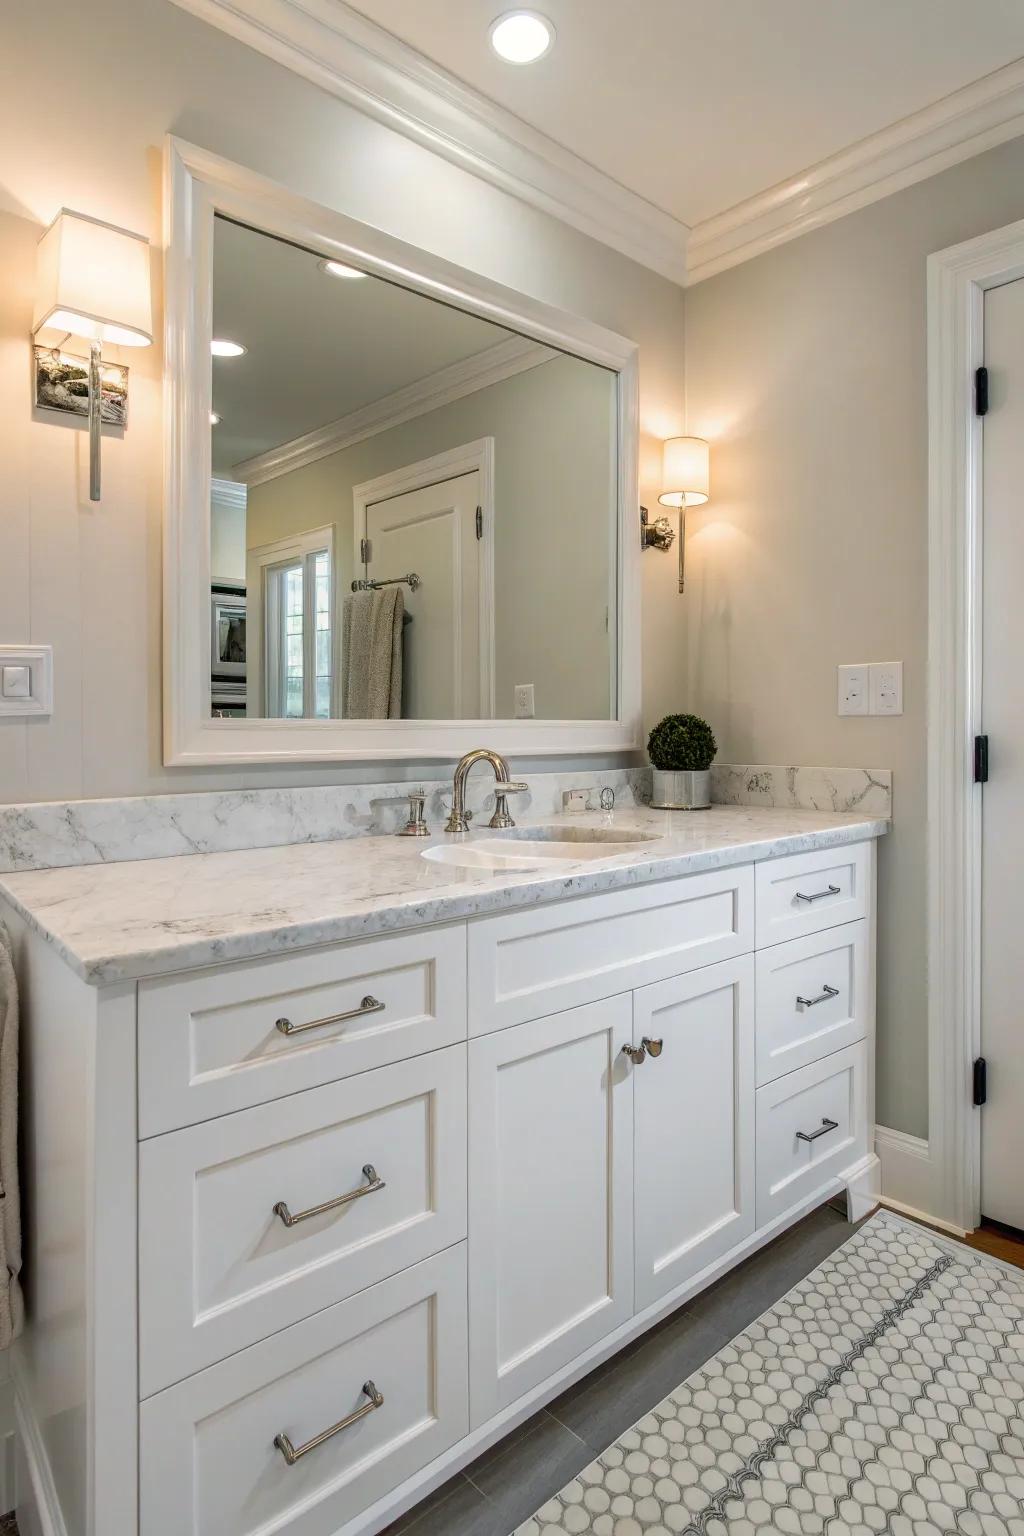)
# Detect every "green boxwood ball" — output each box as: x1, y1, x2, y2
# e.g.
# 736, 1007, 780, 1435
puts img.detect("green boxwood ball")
647, 713, 717, 772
